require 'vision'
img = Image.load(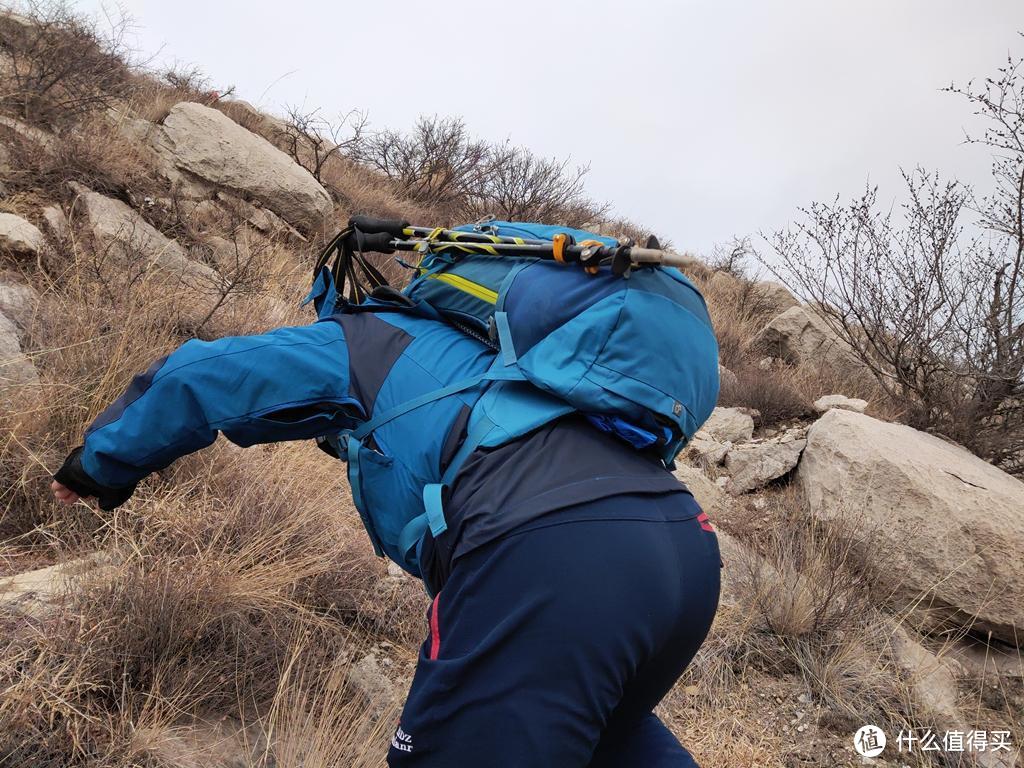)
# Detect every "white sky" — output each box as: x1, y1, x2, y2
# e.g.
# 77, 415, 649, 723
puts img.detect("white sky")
76, 0, 1022, 254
